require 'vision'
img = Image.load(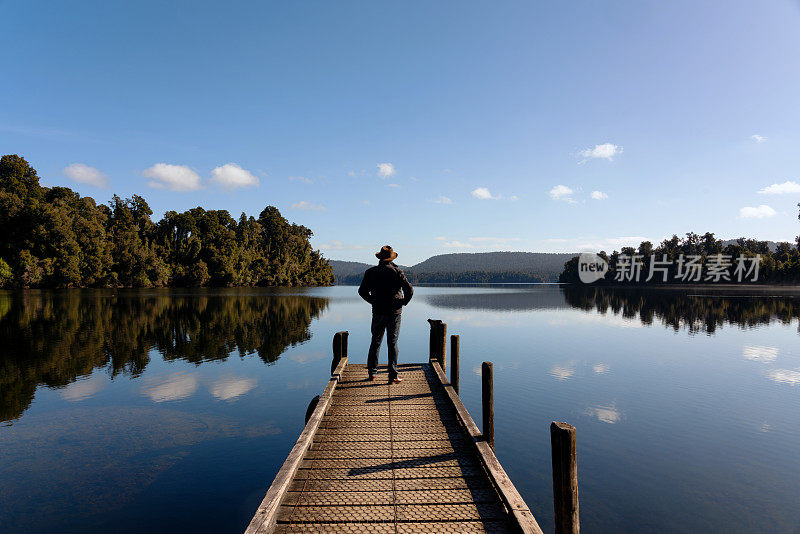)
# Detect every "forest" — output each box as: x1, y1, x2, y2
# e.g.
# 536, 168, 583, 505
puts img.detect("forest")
0, 155, 334, 288
559, 223, 800, 285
